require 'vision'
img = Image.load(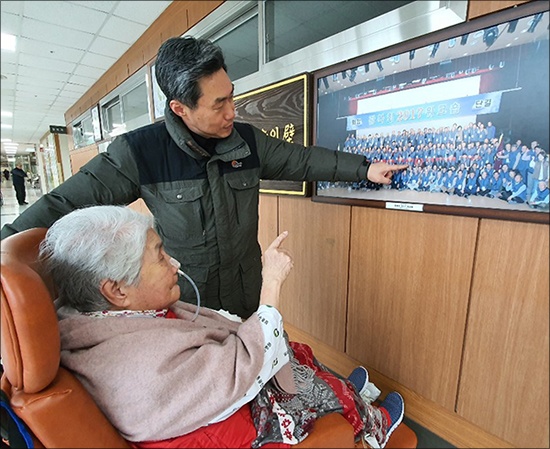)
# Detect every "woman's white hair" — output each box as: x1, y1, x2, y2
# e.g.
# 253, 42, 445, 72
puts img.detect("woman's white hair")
39, 205, 155, 312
